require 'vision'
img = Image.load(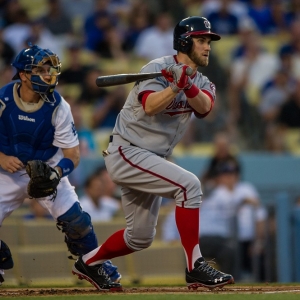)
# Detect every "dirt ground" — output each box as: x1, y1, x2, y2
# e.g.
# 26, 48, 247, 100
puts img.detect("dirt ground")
1, 285, 300, 297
